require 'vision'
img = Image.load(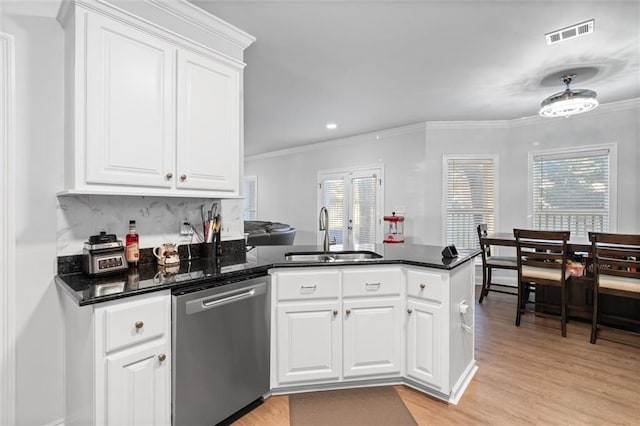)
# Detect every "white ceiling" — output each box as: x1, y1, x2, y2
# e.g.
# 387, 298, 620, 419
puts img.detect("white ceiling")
192, 0, 640, 156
